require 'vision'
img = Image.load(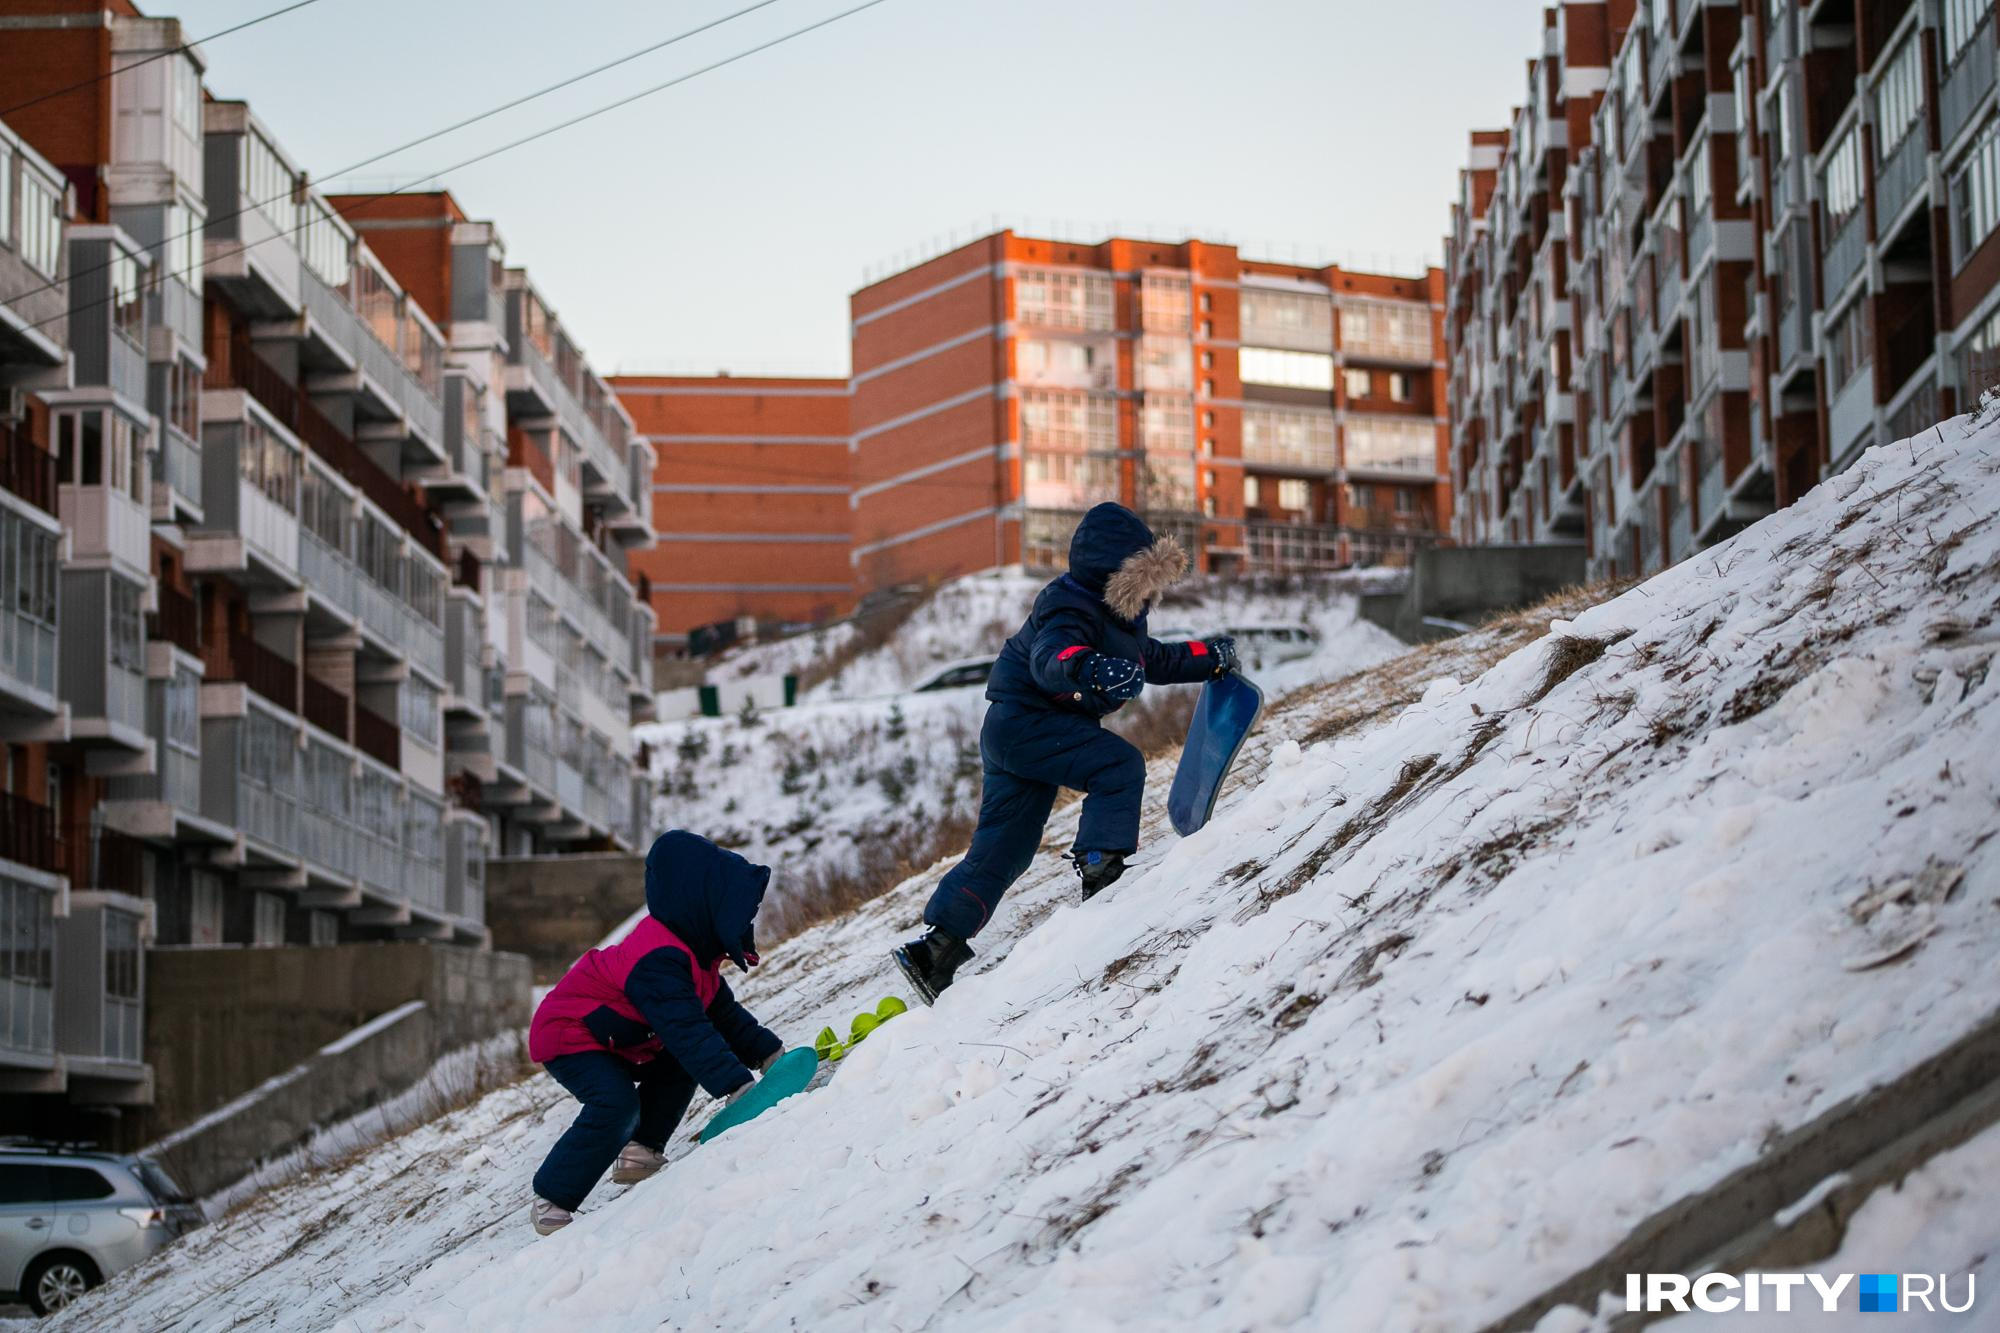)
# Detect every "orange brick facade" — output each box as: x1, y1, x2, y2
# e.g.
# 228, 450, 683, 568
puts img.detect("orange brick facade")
622, 230, 1455, 648
613, 377, 854, 636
